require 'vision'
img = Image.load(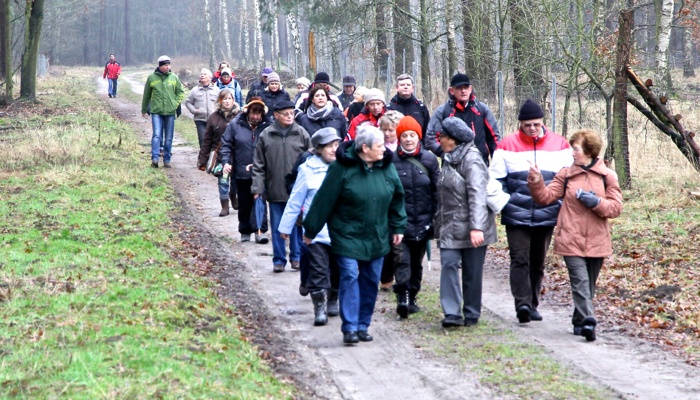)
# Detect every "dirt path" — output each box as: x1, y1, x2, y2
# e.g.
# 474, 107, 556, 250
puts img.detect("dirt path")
99, 72, 700, 399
